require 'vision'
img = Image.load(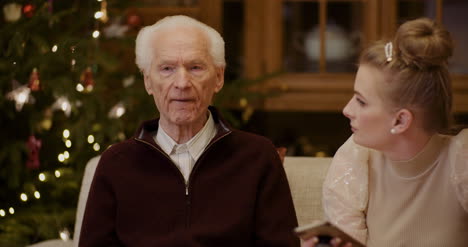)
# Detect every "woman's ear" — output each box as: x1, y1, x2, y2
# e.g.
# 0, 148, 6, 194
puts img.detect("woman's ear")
392, 109, 413, 134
